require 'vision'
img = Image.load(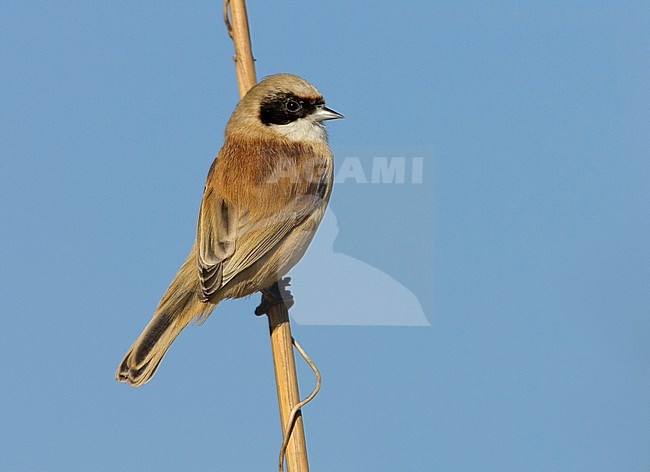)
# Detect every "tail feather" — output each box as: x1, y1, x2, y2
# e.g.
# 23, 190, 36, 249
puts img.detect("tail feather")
116, 249, 216, 386
116, 309, 185, 387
